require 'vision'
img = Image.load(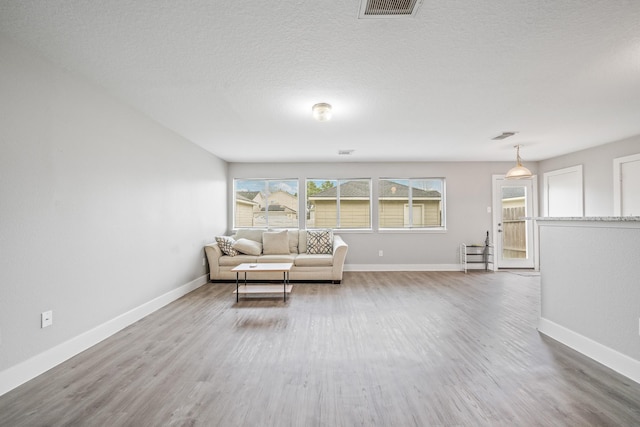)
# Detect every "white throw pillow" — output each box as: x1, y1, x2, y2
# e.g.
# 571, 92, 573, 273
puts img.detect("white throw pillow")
307, 229, 333, 254
232, 238, 262, 256
262, 230, 290, 255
